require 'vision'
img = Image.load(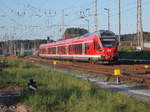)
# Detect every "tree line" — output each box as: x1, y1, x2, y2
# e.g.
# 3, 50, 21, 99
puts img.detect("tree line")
121, 32, 150, 42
